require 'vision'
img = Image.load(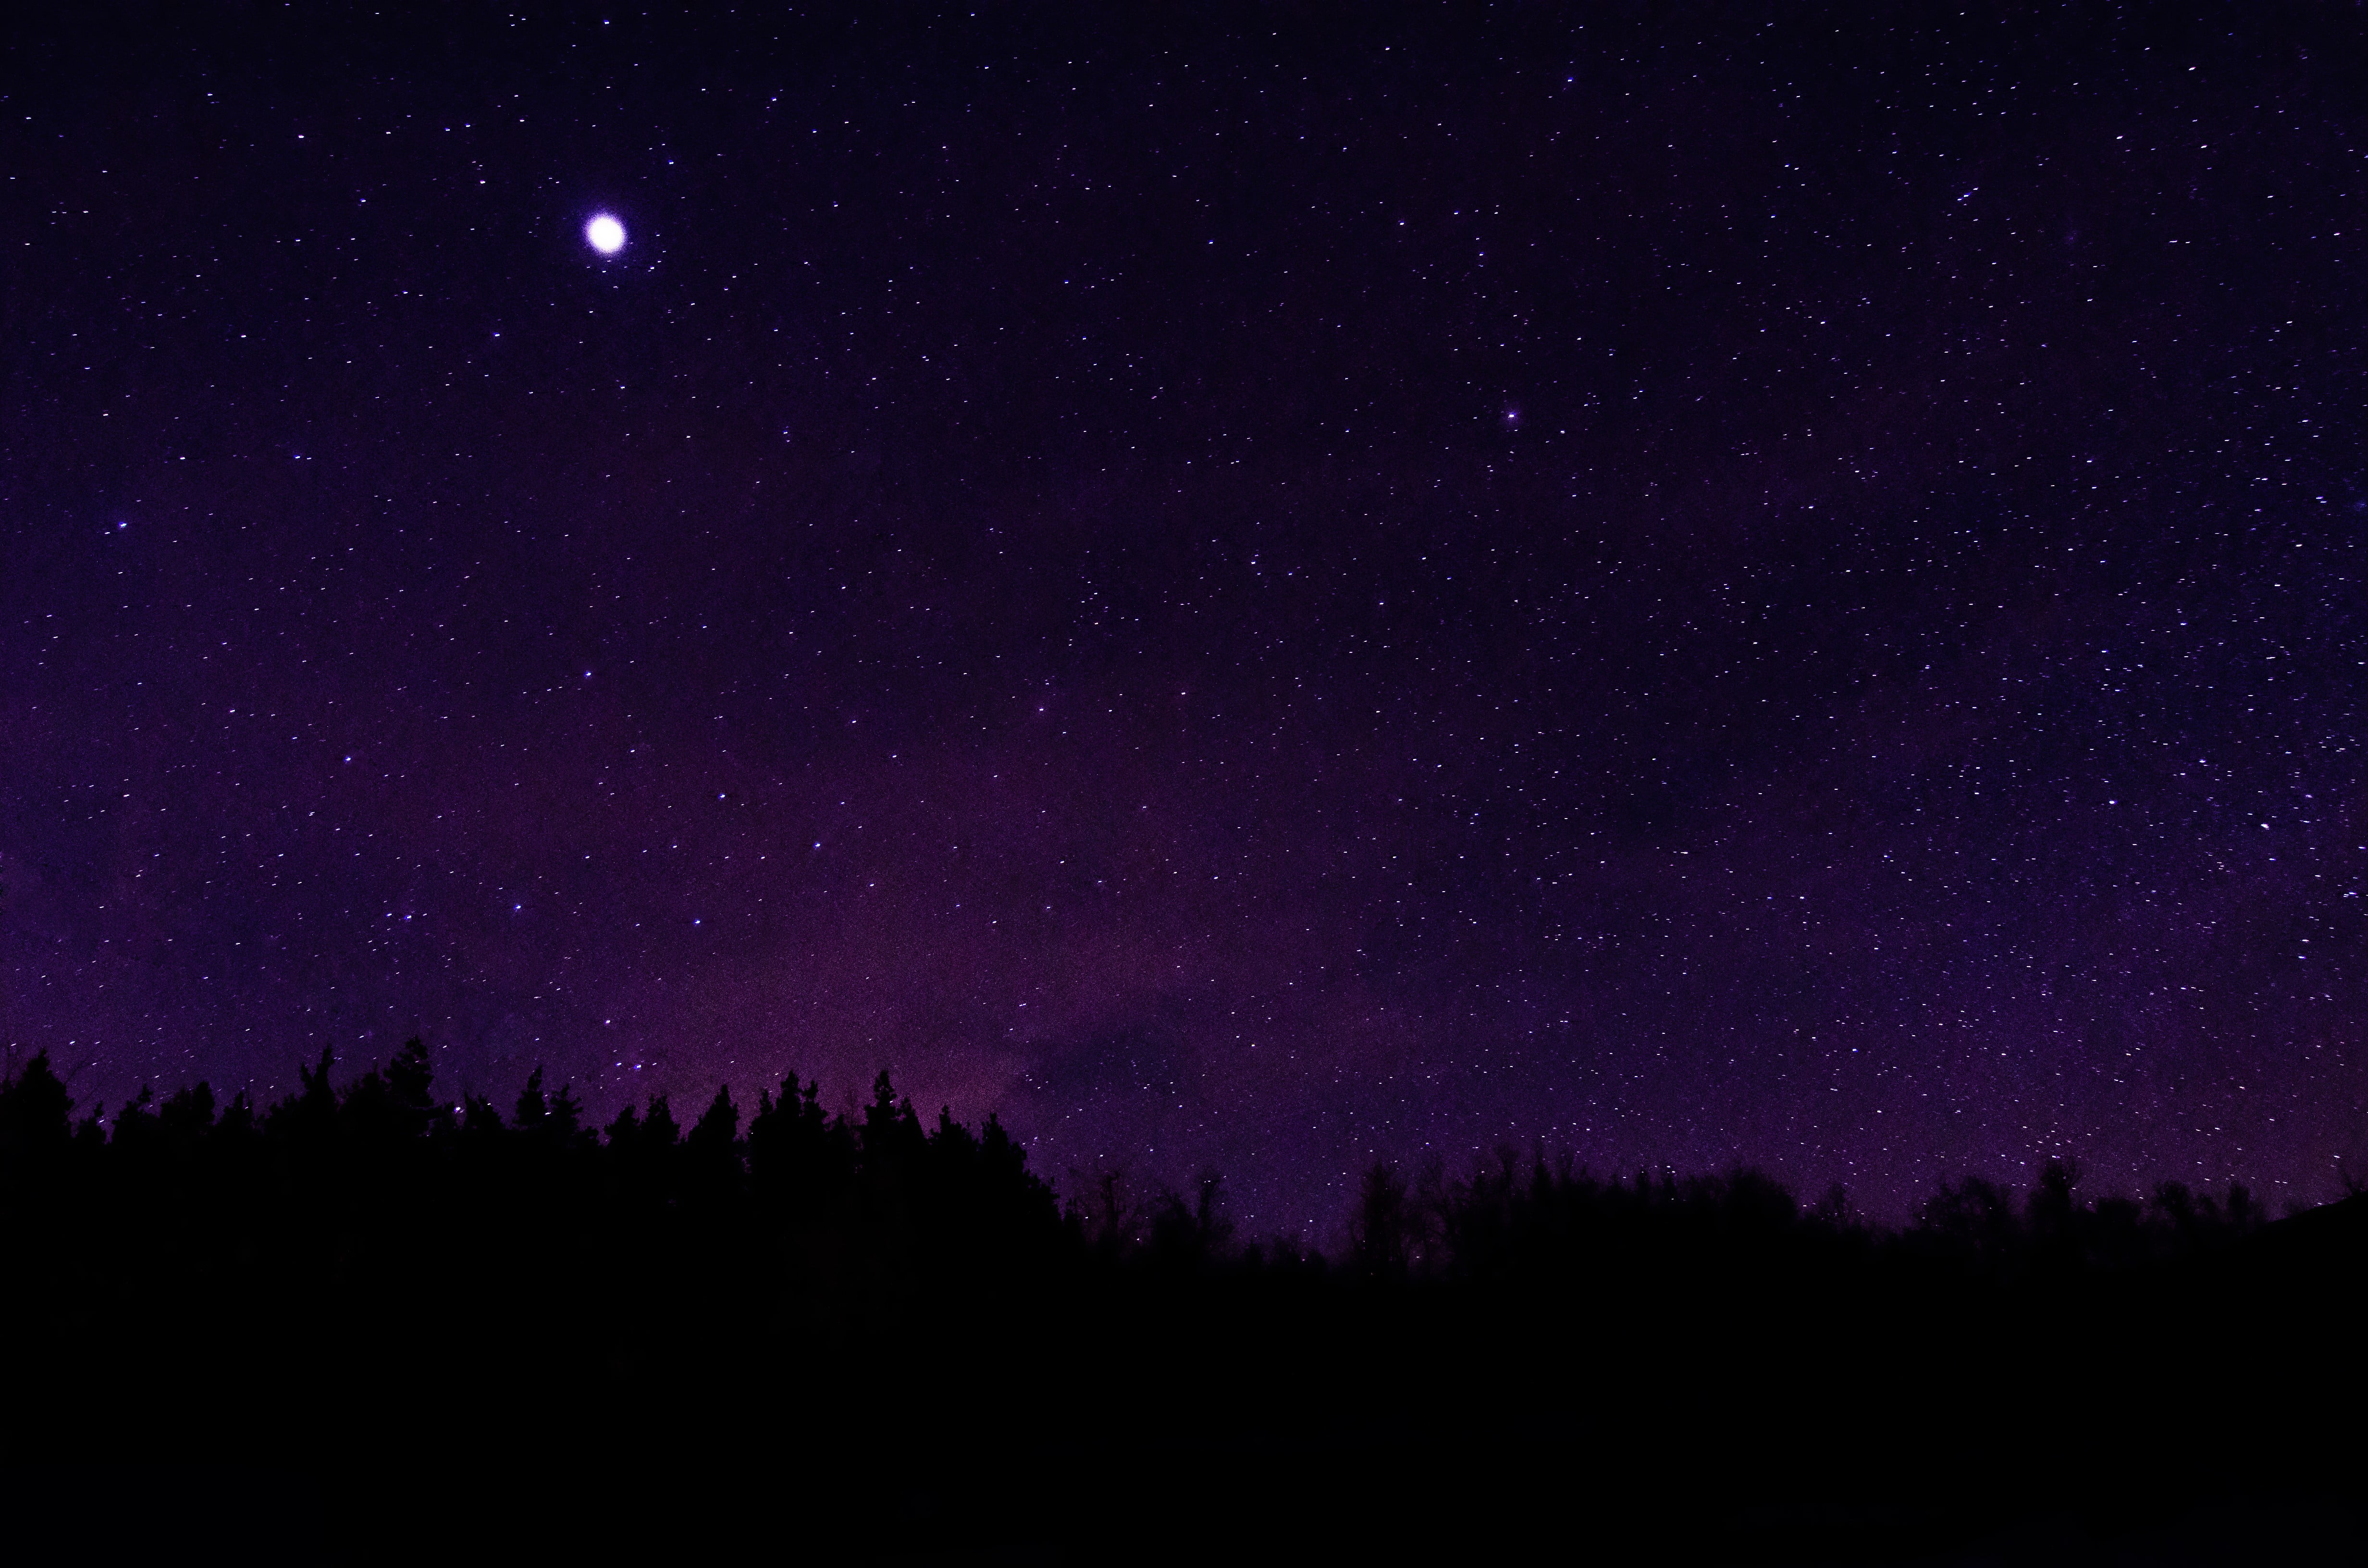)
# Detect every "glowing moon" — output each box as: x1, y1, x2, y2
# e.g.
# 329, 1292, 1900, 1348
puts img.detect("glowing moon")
585, 213, 626, 255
